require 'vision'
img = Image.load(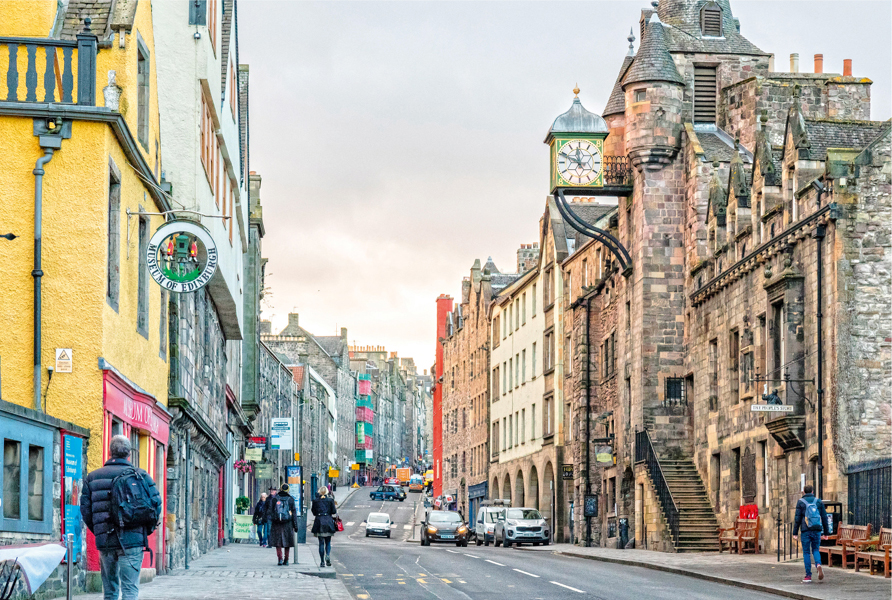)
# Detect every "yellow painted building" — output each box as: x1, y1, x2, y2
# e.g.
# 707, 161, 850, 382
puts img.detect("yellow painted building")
0, 0, 172, 579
